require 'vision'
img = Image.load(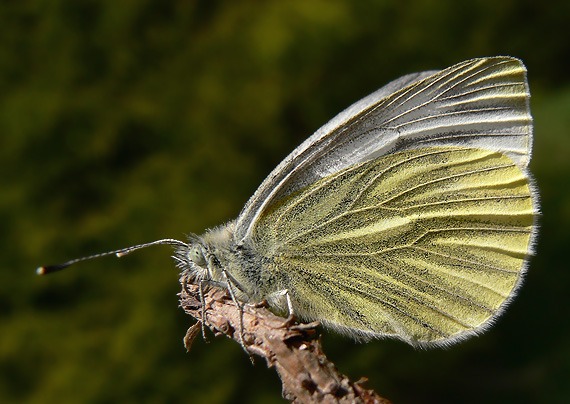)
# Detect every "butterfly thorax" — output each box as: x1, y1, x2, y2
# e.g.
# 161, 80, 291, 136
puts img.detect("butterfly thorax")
176, 221, 278, 304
